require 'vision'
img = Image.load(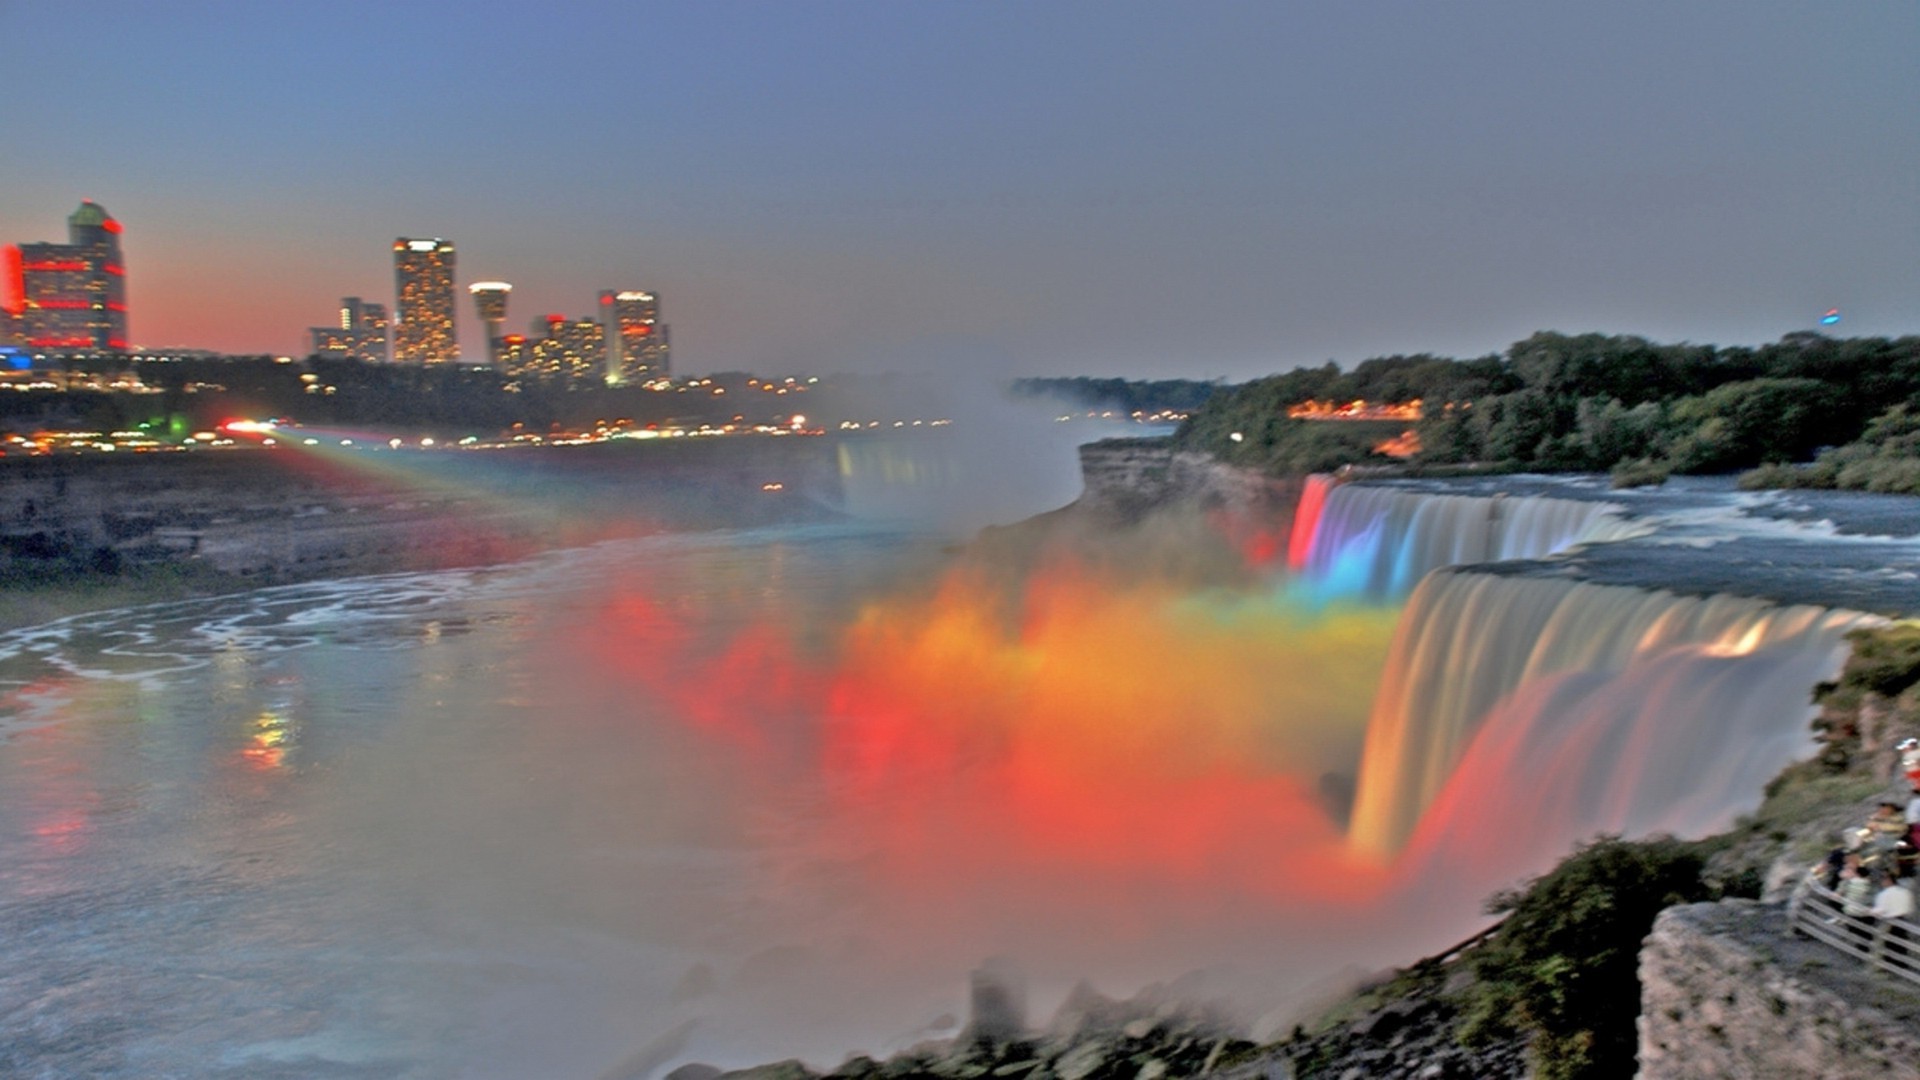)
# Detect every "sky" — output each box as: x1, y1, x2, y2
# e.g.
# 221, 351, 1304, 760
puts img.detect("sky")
1, 0, 1914, 380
